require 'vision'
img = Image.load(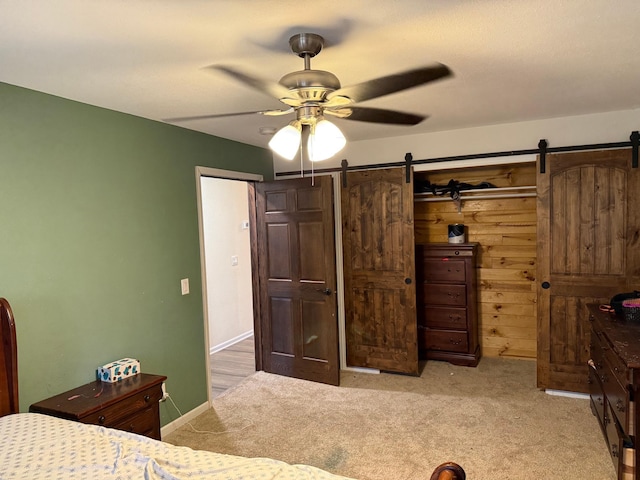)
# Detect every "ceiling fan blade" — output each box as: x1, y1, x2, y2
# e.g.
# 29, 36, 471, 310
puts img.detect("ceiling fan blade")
325, 106, 426, 125
207, 65, 299, 104
164, 108, 293, 123
326, 63, 451, 104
